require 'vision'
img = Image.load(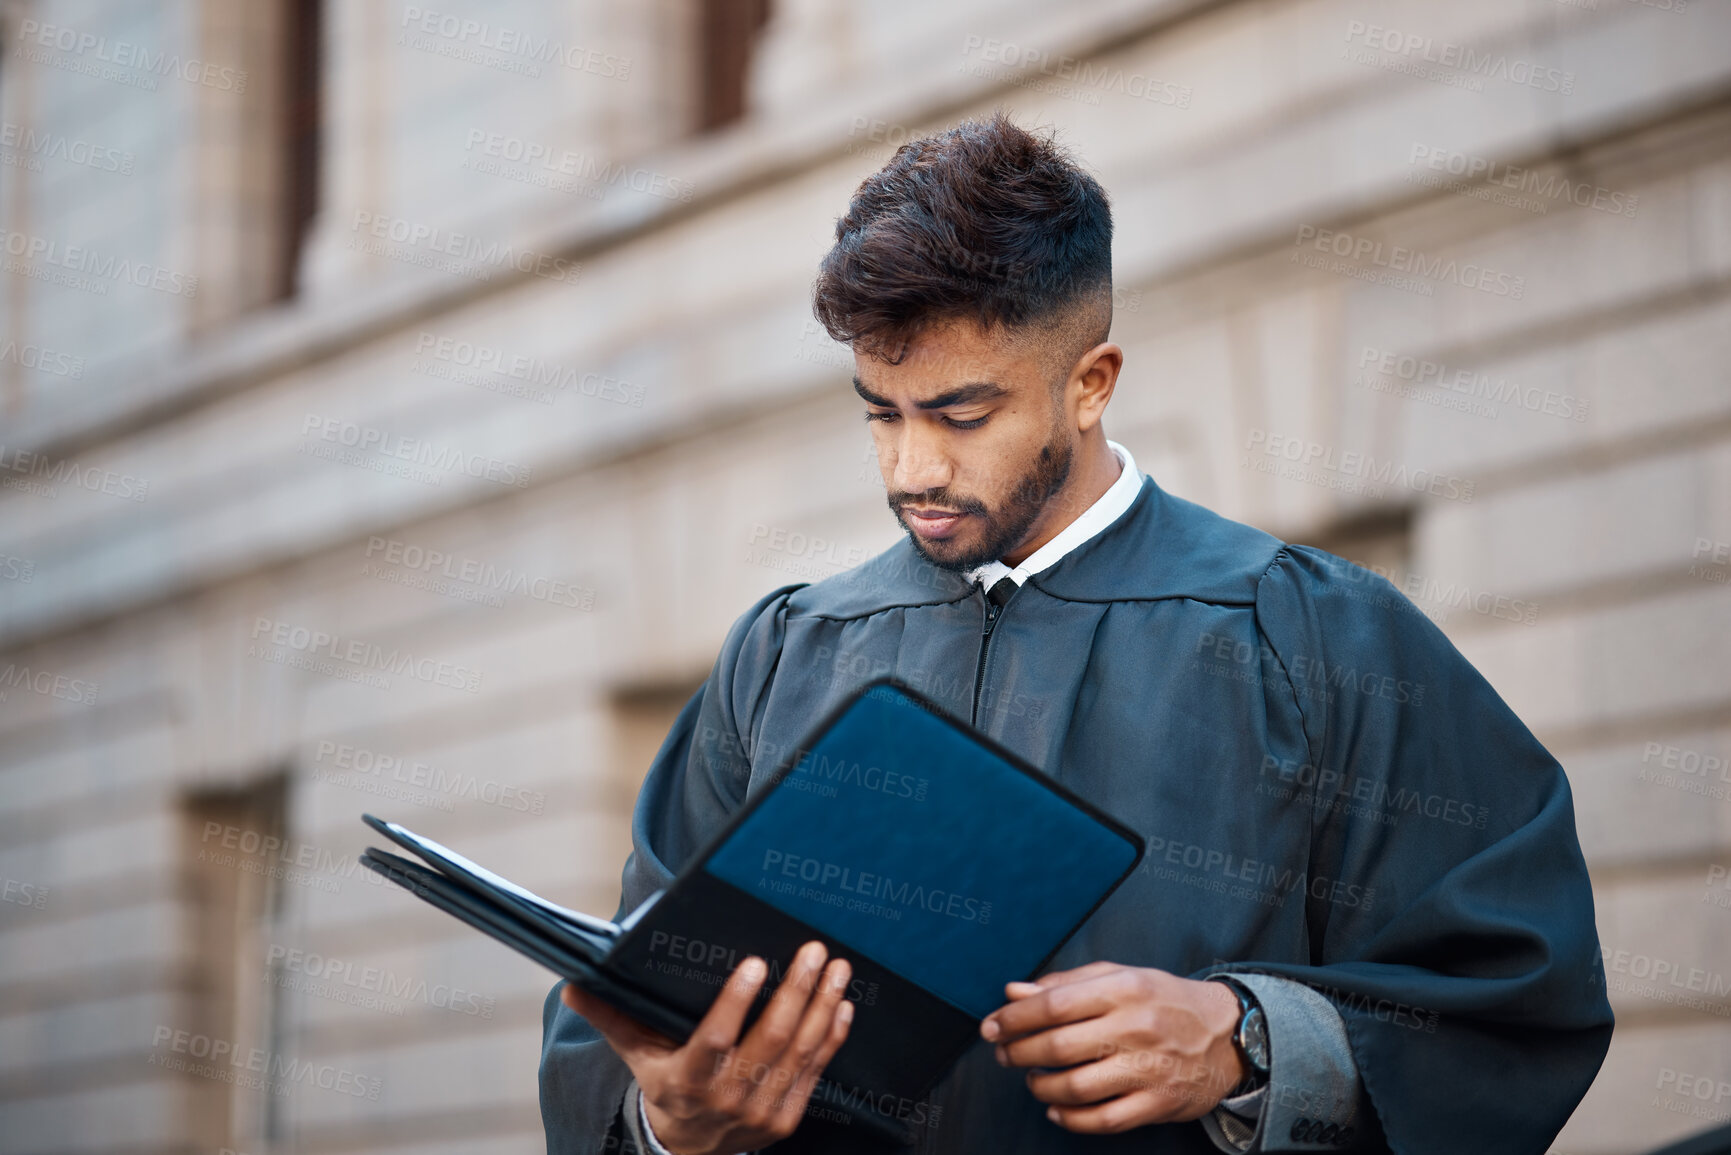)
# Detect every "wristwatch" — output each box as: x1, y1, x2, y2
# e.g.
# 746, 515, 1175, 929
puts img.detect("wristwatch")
1210, 976, 1271, 1097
